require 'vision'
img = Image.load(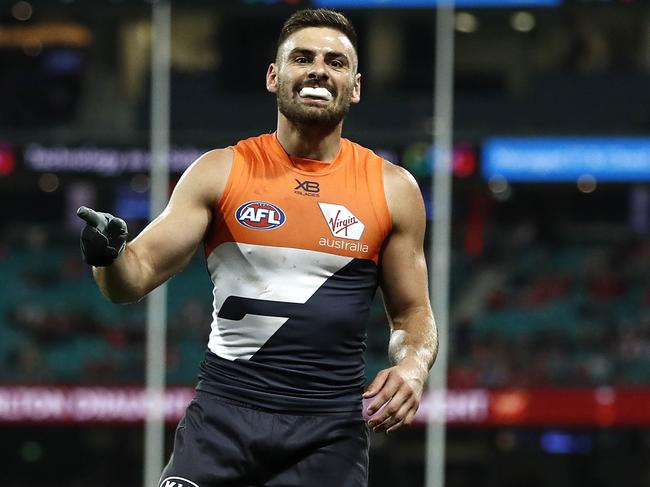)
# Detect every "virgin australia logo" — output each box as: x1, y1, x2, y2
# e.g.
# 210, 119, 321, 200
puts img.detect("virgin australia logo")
318, 202, 365, 240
